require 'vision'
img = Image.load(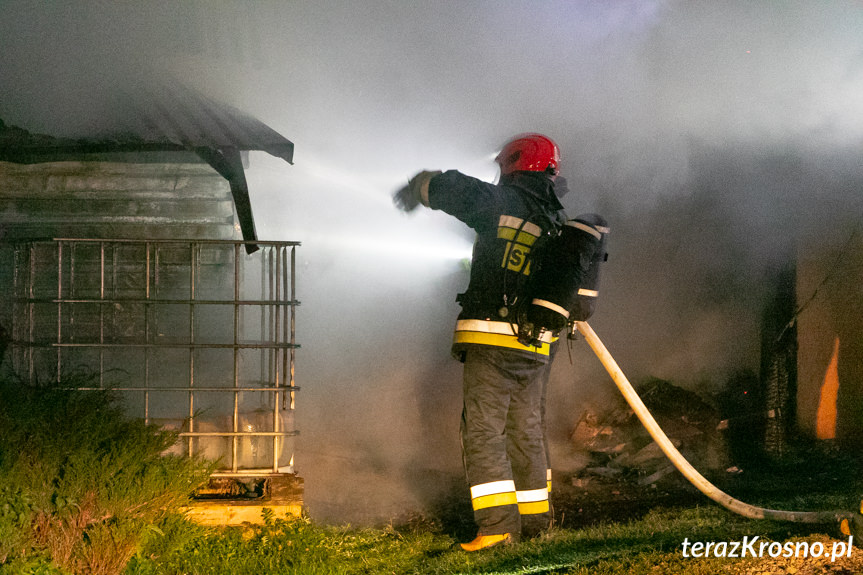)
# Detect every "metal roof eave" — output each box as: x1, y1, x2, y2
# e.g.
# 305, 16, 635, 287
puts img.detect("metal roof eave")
0, 143, 266, 254
0, 105, 294, 253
